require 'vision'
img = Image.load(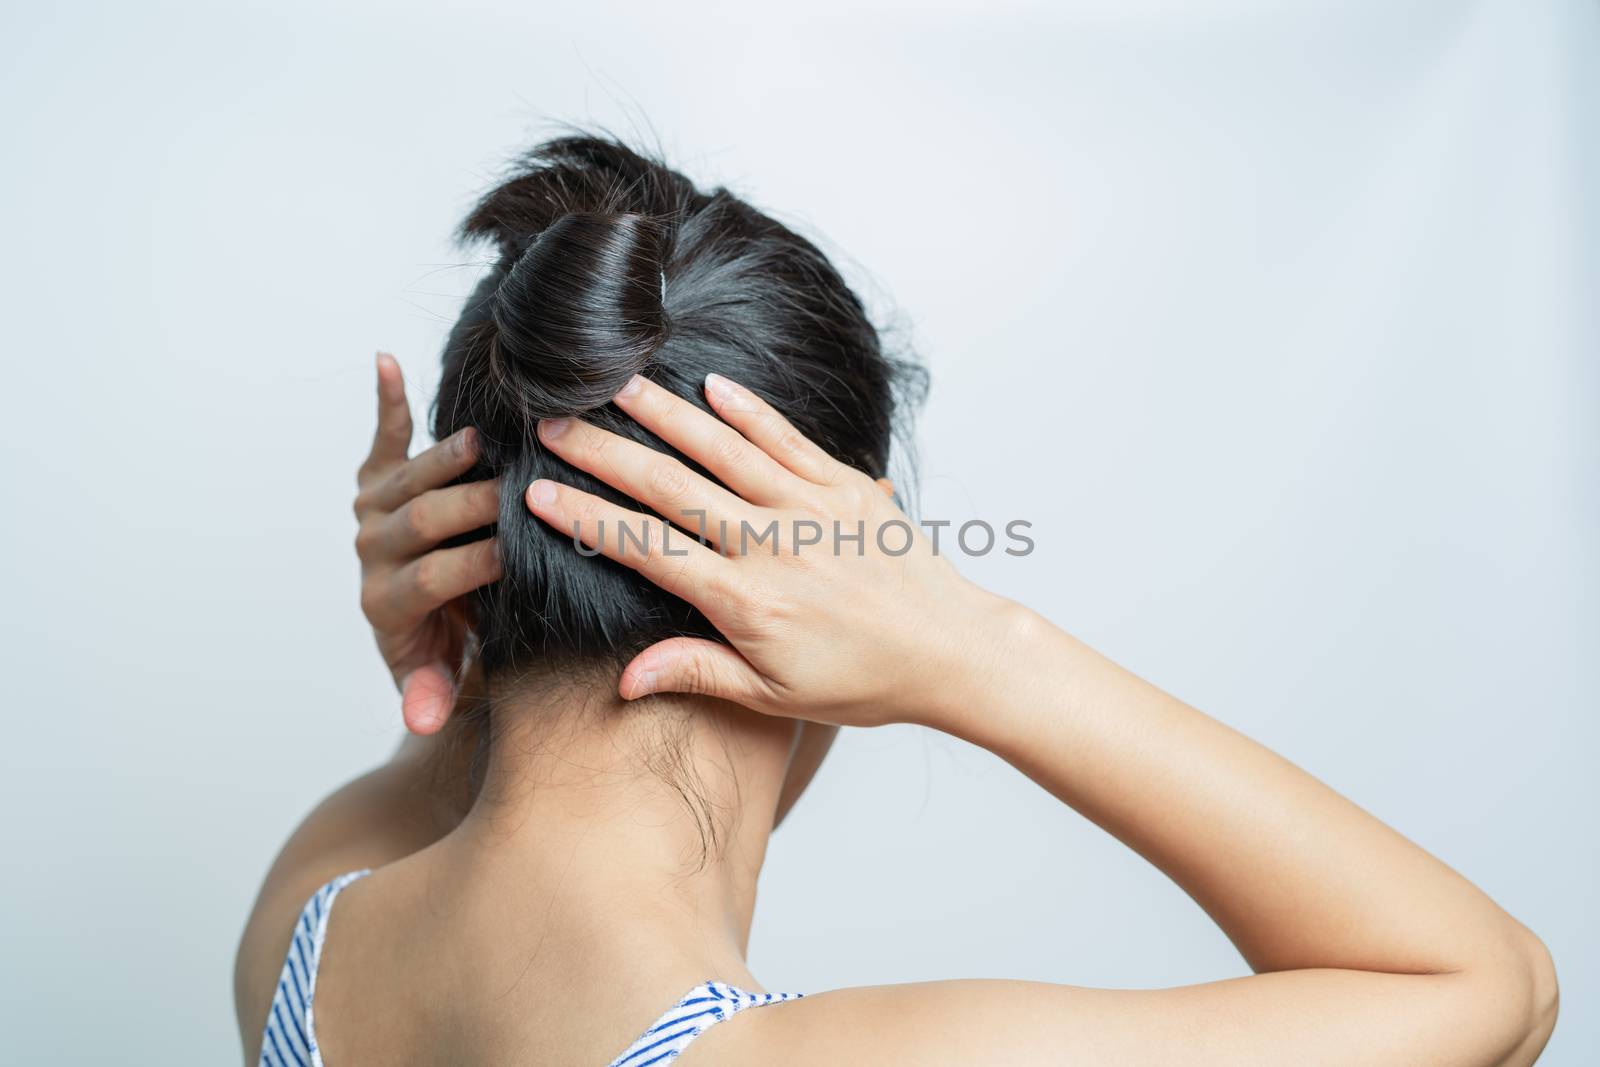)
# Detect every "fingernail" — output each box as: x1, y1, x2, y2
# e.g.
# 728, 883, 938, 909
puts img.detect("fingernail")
626, 646, 676, 699
705, 373, 754, 412
538, 417, 571, 442
455, 427, 477, 455
615, 374, 645, 401
627, 669, 657, 699
628, 654, 661, 697
527, 480, 557, 507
